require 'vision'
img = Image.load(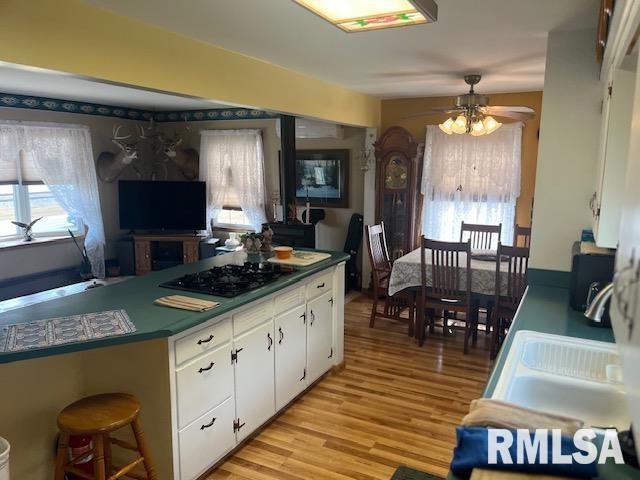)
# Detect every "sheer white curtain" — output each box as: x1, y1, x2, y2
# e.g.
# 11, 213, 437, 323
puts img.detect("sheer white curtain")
199, 129, 268, 232
421, 123, 522, 245
0, 121, 106, 278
